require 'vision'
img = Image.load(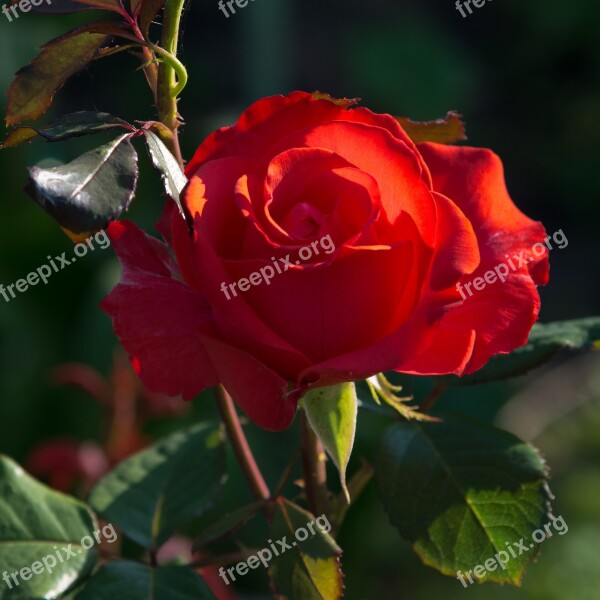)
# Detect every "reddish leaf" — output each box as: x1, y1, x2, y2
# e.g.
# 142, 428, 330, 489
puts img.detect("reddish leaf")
26, 439, 109, 492
200, 566, 237, 600
52, 363, 113, 406
138, 0, 165, 35
6, 25, 116, 125
395, 111, 467, 144
130, 0, 143, 16
74, 0, 126, 11
1, 112, 133, 150
85, 20, 142, 42
0, 127, 38, 149
14, 0, 127, 14
312, 91, 360, 109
